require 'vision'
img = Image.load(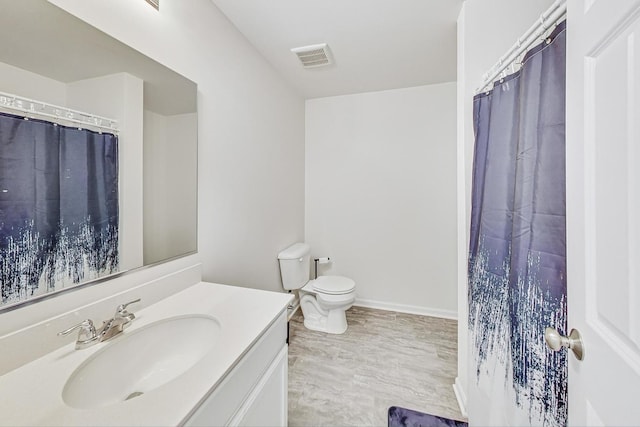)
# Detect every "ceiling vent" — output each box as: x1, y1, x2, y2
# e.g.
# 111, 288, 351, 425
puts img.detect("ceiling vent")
291, 43, 333, 68
144, 0, 159, 10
